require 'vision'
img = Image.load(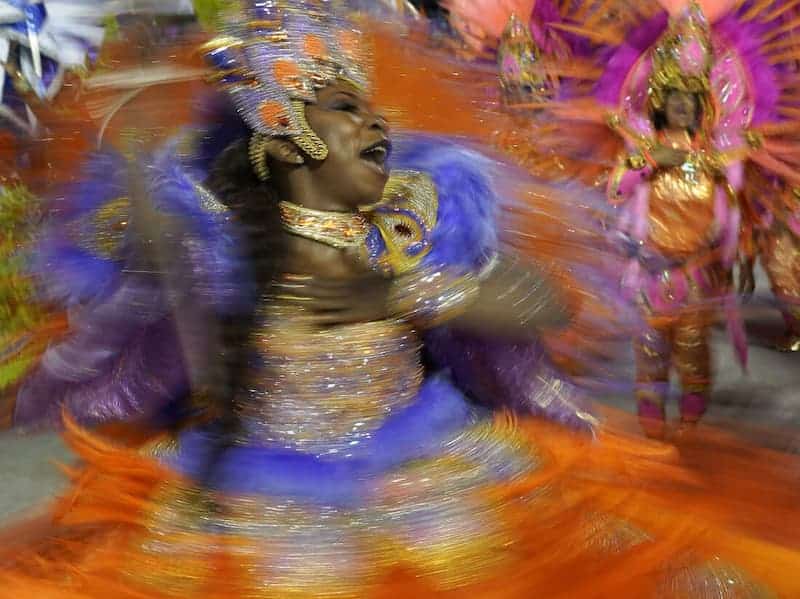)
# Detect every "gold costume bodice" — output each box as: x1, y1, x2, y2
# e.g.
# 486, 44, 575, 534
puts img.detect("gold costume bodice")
232, 170, 442, 455
648, 164, 716, 259
236, 302, 424, 456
